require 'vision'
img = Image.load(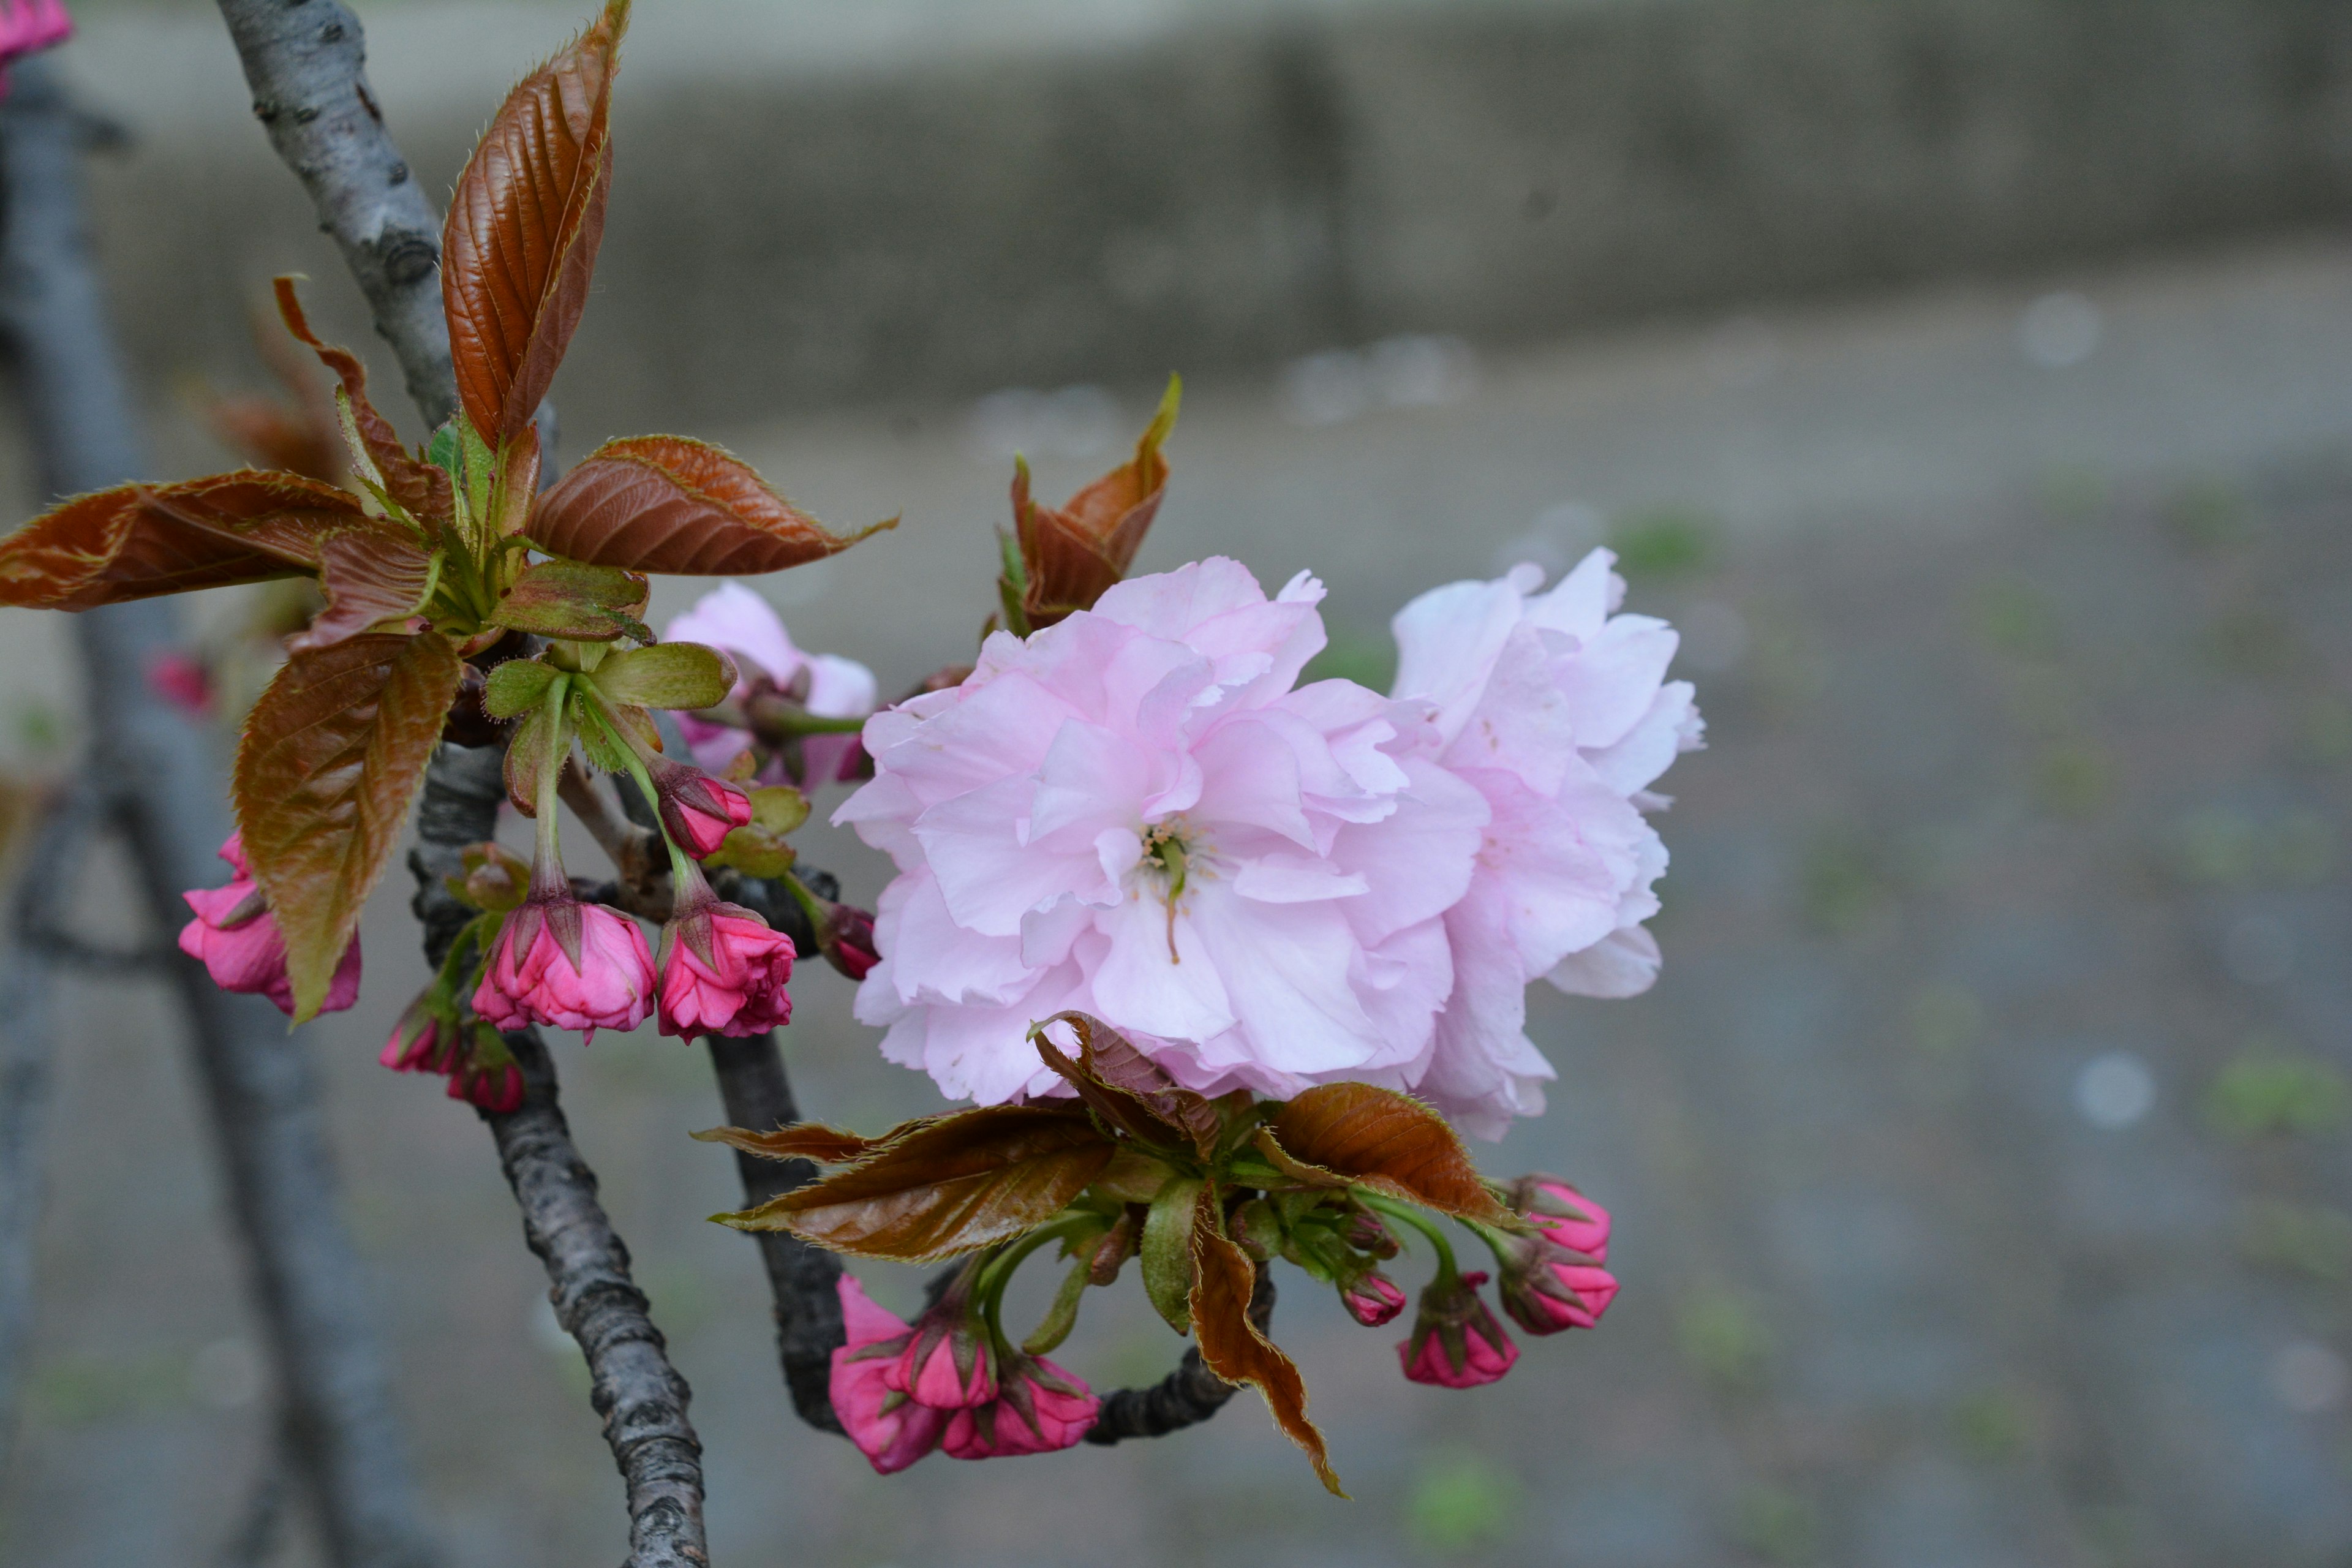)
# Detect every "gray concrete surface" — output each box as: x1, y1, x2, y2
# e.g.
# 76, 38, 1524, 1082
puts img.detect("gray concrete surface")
0, 233, 2348, 1565
48, 0, 2352, 431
